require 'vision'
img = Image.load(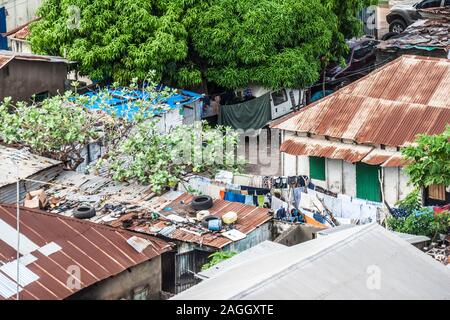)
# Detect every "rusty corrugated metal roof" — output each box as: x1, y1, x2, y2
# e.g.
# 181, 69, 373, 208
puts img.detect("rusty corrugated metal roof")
281, 136, 408, 167
0, 55, 13, 69
107, 193, 273, 250
0, 205, 172, 300
0, 50, 72, 68
272, 55, 450, 147
280, 137, 373, 163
